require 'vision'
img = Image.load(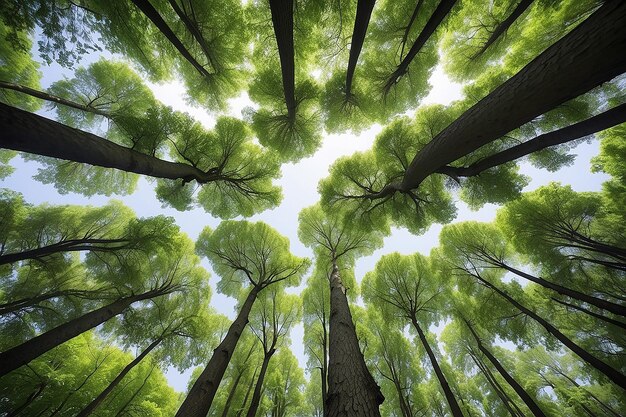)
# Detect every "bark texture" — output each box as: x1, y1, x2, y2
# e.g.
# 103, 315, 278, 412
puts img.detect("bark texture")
345, 0, 376, 97
326, 263, 383, 416
402, 1, 626, 190
472, 0, 534, 58
176, 286, 260, 417
268, 0, 296, 119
